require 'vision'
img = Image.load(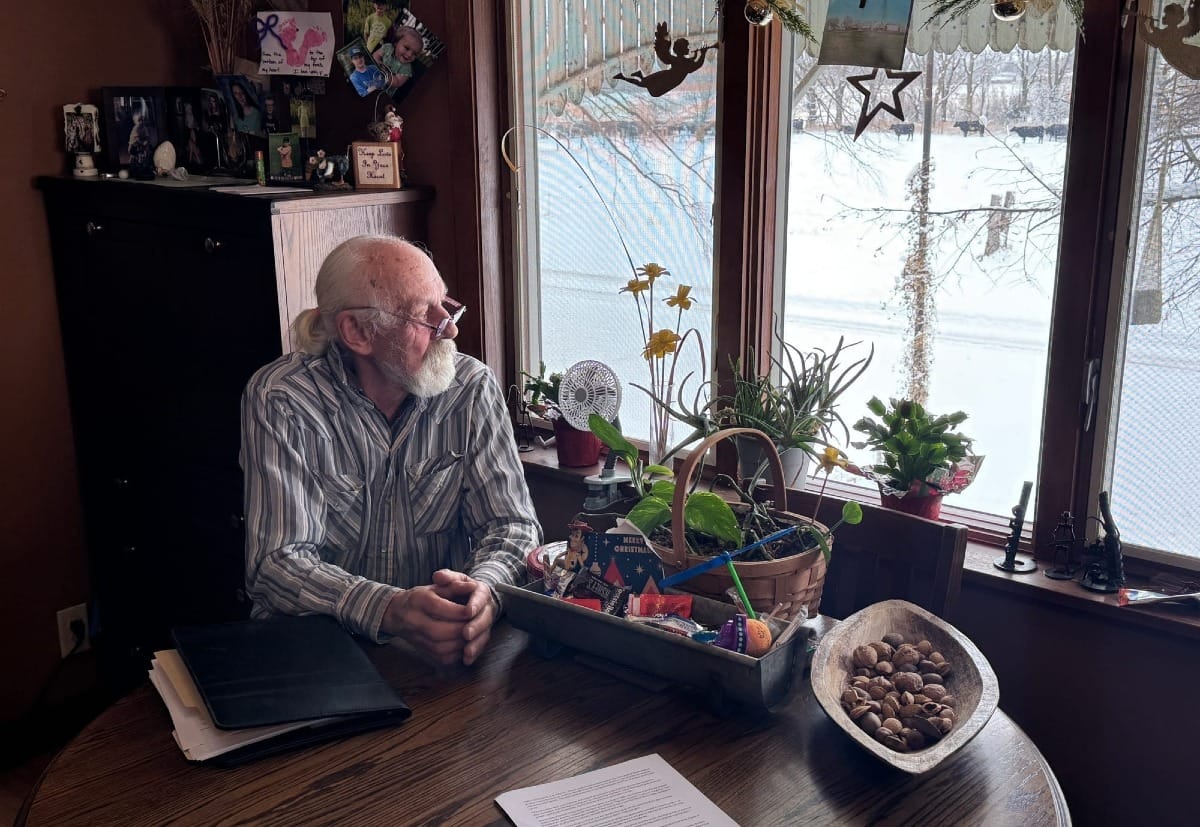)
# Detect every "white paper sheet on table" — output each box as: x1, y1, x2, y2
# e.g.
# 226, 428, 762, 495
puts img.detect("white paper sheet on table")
495, 753, 739, 827
256, 11, 334, 76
